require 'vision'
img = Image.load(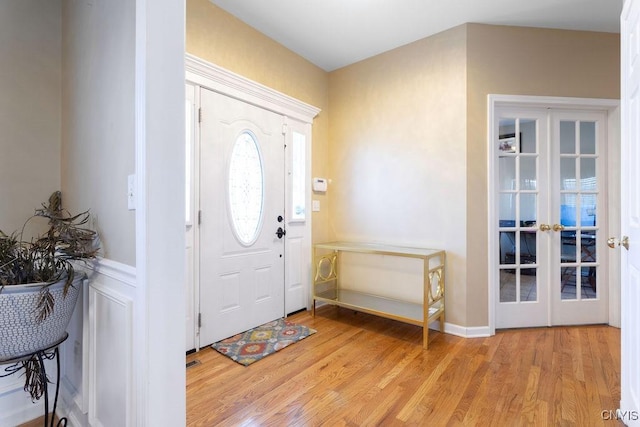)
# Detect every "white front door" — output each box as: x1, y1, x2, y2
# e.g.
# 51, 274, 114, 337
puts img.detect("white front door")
495, 106, 610, 328
199, 88, 286, 345
621, 0, 640, 422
